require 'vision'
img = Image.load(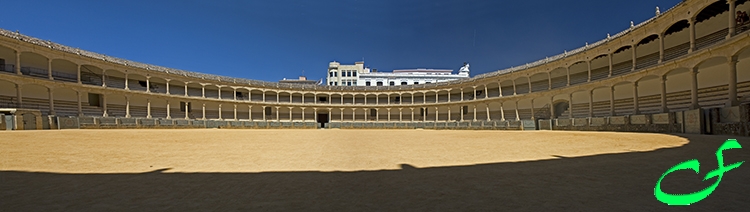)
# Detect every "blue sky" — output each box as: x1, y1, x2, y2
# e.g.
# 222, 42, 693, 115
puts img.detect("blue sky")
1, 0, 680, 83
